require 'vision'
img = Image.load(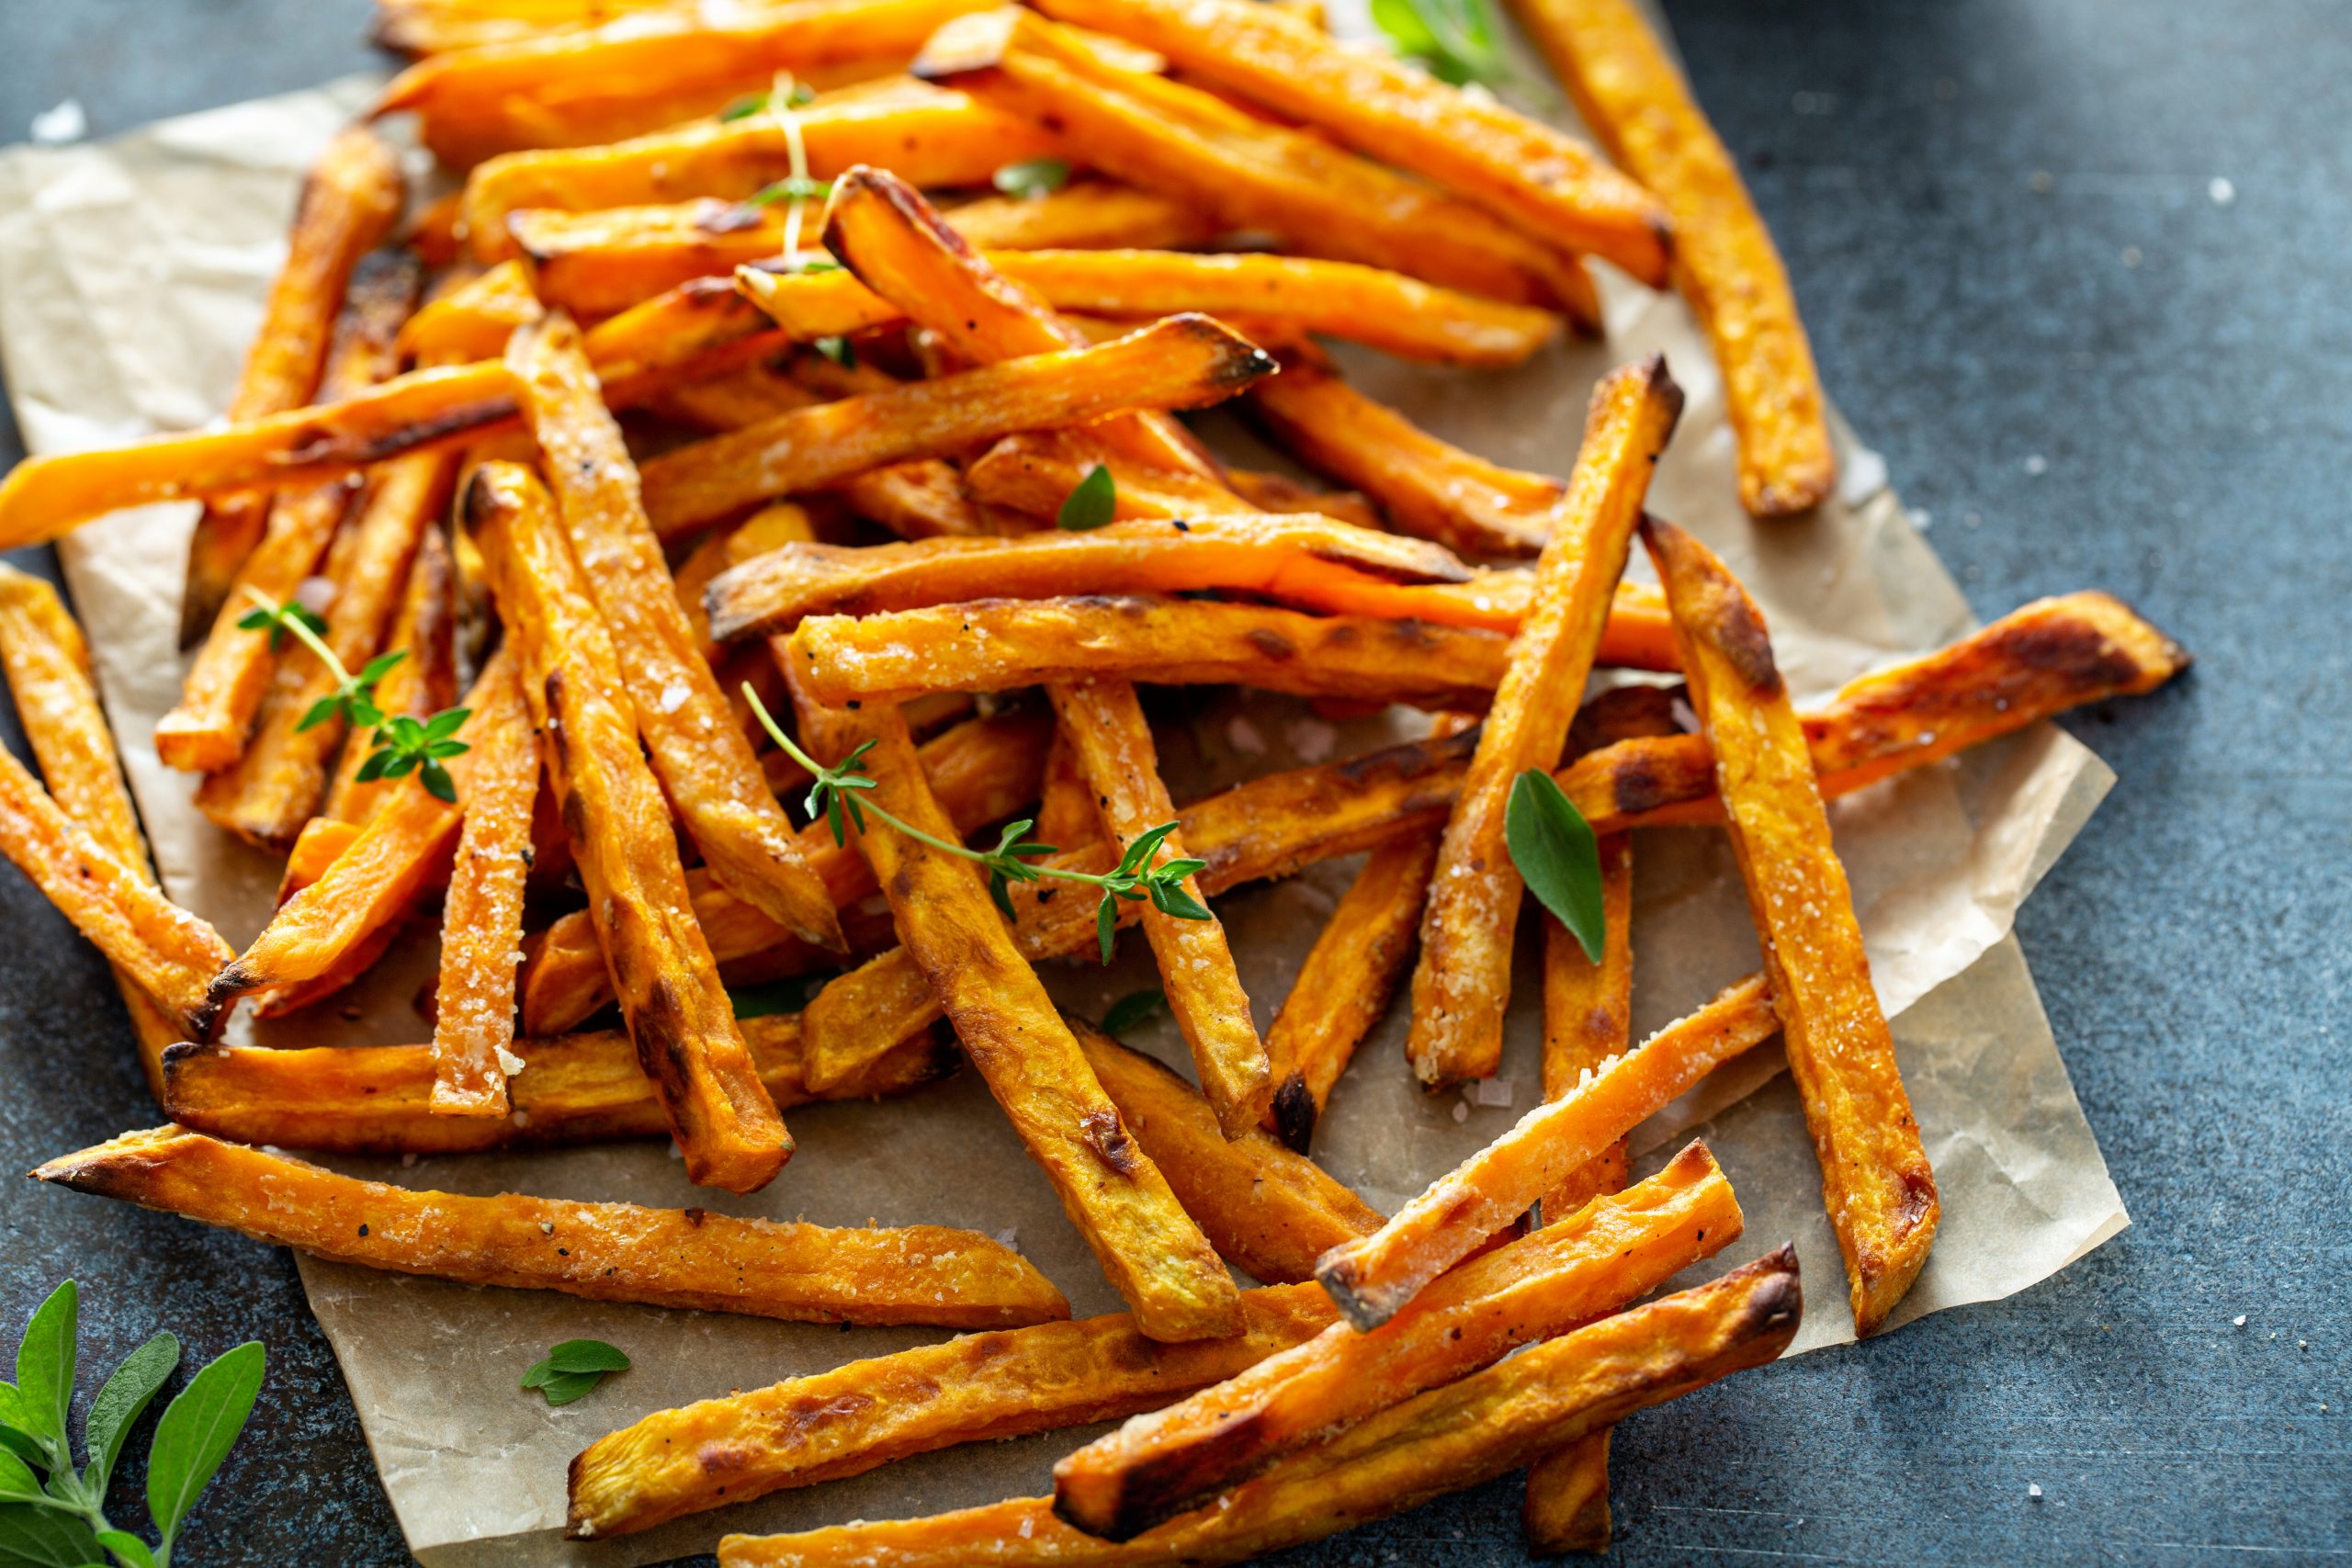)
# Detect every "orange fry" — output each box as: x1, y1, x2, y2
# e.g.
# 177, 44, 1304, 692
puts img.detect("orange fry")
429, 665, 541, 1118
